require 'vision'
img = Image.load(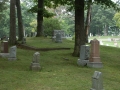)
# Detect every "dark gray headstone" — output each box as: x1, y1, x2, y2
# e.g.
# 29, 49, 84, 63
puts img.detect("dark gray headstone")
77, 45, 90, 66
55, 33, 62, 43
